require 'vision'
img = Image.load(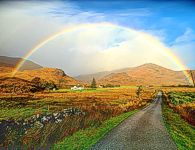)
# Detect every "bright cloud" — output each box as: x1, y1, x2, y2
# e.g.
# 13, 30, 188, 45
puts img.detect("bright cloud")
28, 25, 182, 75
173, 28, 195, 44
0, 0, 194, 75
171, 28, 195, 69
